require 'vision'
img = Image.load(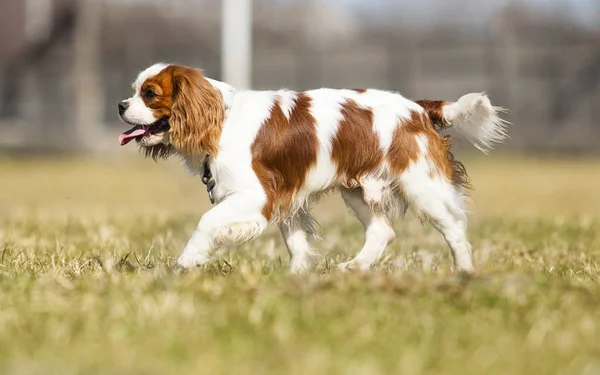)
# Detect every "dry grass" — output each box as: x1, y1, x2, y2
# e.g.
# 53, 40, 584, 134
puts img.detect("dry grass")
1, 154, 600, 374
